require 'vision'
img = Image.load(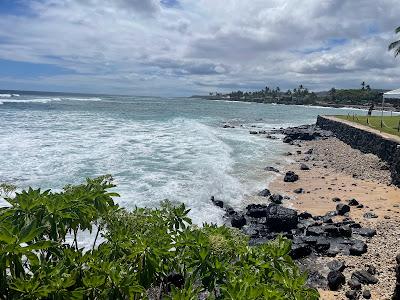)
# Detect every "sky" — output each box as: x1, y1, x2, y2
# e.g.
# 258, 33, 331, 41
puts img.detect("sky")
0, 0, 399, 96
